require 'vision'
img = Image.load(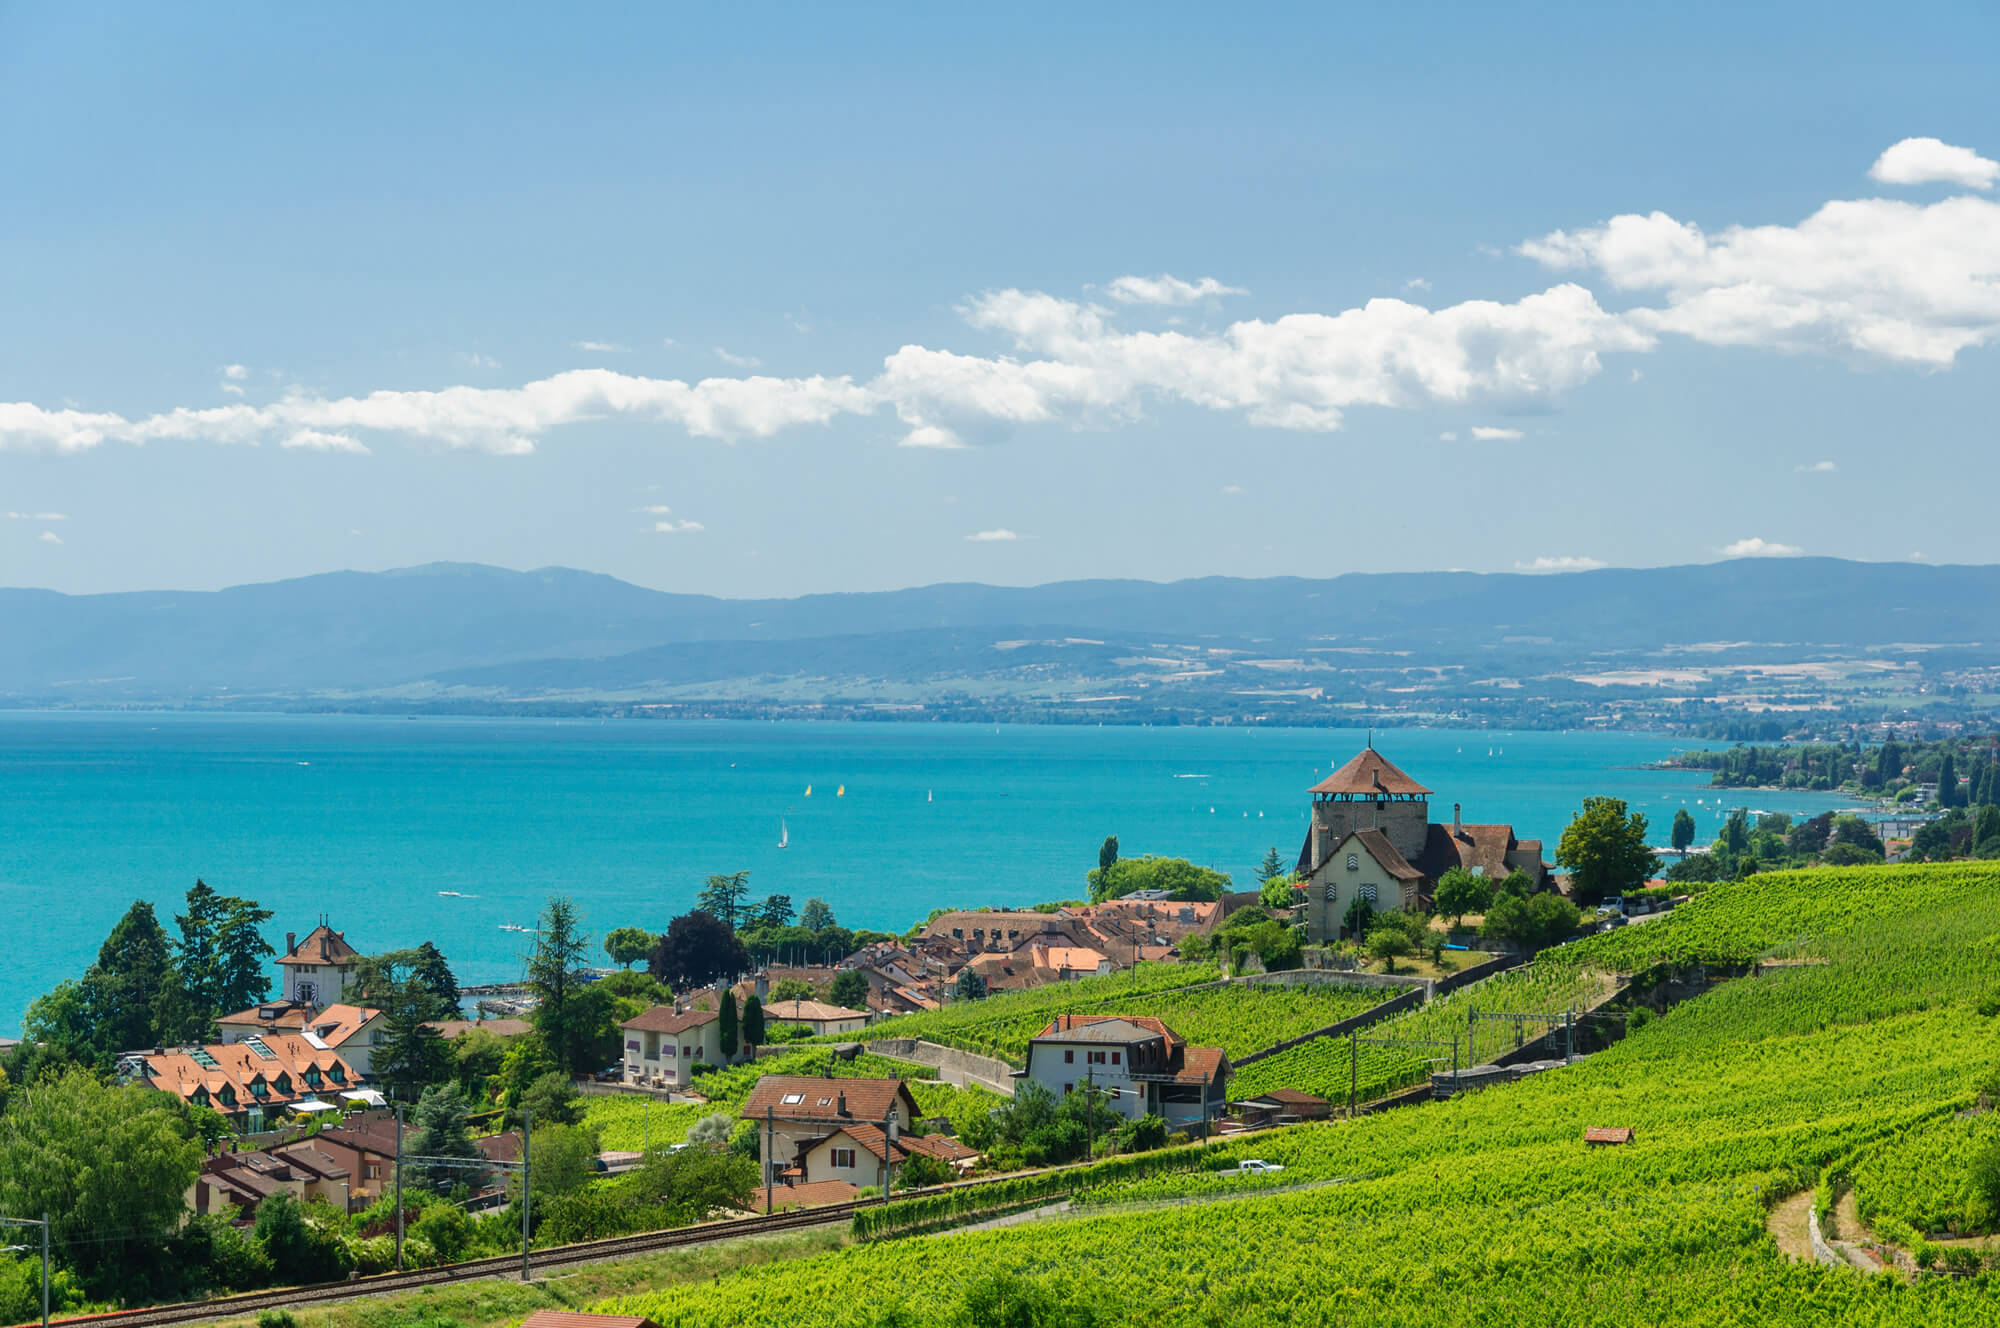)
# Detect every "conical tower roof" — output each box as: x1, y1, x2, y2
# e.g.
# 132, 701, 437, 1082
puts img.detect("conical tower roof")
1309, 746, 1431, 796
